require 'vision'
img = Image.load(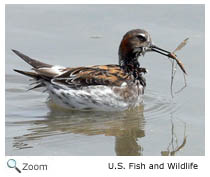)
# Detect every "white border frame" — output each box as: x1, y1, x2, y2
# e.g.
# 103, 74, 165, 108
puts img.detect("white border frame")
1, 1, 208, 177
